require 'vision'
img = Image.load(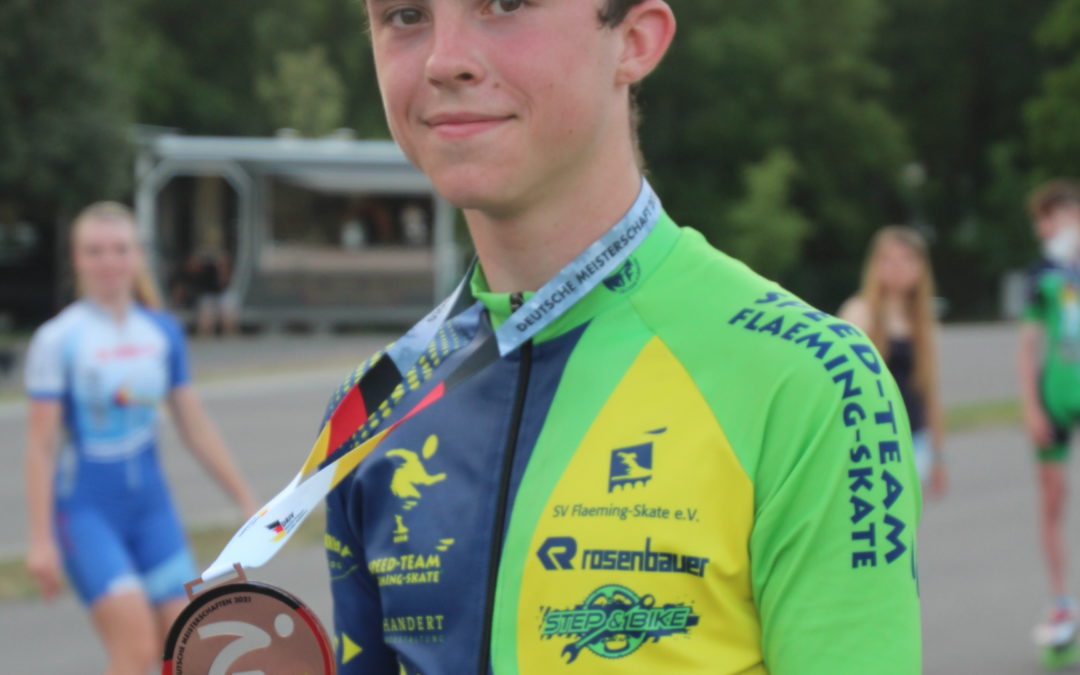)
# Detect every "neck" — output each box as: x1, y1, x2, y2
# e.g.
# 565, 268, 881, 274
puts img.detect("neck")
87, 293, 133, 323
465, 152, 643, 293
